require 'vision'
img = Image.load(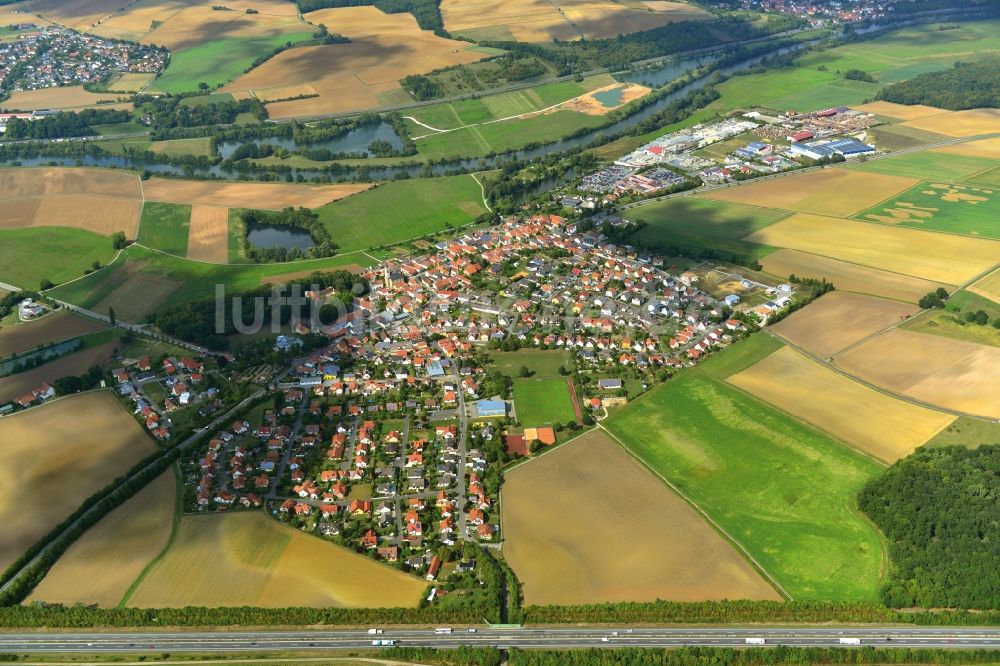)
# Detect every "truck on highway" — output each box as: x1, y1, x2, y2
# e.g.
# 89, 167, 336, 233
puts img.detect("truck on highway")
839, 638, 862, 645
745, 638, 766, 645
371, 639, 395, 647
367, 629, 383, 635
435, 628, 453, 634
